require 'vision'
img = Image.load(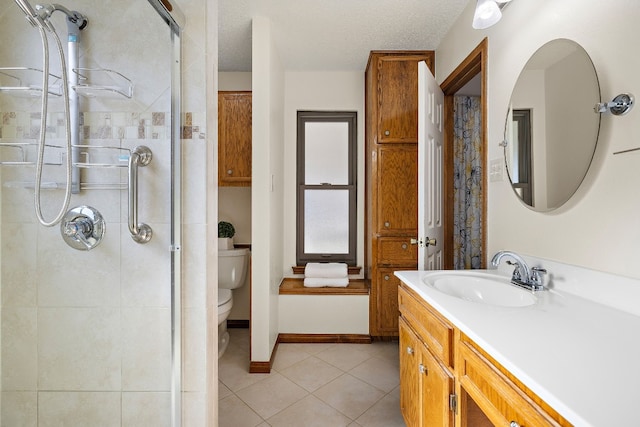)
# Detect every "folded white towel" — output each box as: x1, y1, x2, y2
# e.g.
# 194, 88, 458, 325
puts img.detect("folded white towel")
304, 262, 348, 278
303, 277, 349, 288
